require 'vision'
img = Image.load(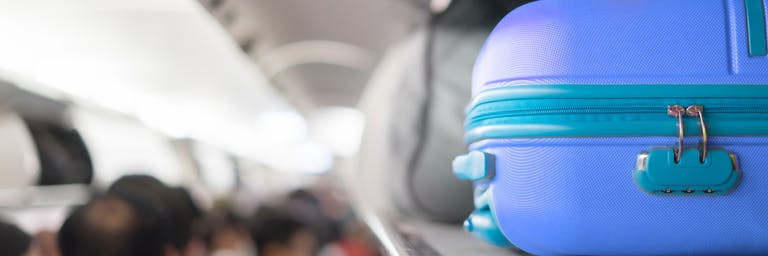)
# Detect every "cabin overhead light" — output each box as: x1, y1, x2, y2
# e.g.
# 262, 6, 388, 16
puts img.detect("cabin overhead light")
430, 0, 452, 13
252, 109, 308, 146
73, 108, 184, 188
261, 141, 333, 174
309, 107, 365, 157
295, 141, 333, 174
194, 143, 236, 196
